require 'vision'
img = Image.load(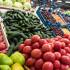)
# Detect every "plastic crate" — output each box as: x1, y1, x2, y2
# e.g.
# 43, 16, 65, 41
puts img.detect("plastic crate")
36, 7, 64, 36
